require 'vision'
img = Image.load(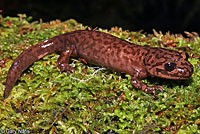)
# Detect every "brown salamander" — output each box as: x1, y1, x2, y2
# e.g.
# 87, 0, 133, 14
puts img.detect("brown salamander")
3, 30, 193, 98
